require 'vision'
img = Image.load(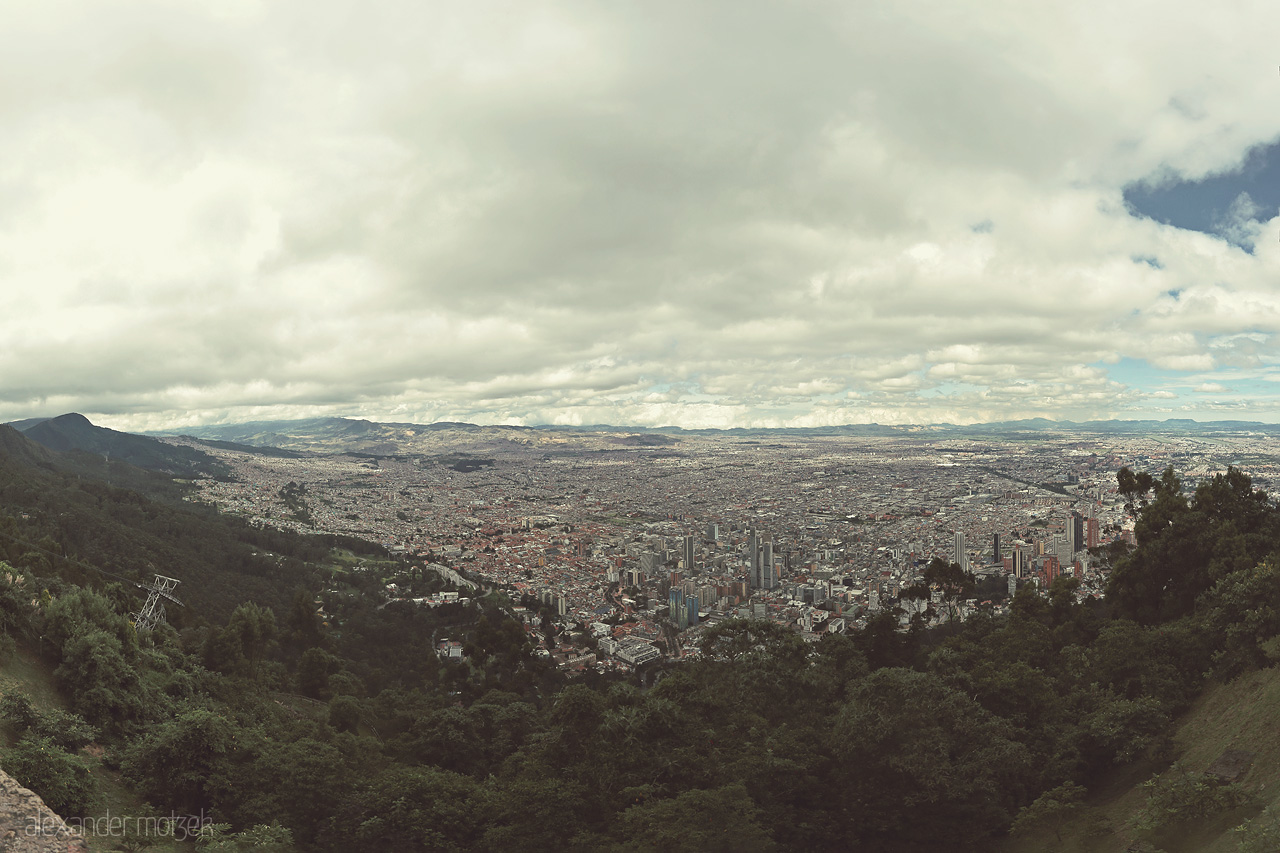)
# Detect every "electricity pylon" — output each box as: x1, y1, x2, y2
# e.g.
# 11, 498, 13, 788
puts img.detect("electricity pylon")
133, 575, 182, 632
